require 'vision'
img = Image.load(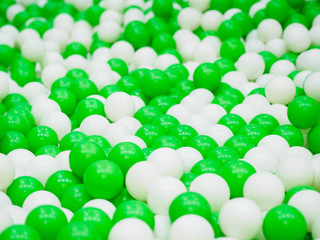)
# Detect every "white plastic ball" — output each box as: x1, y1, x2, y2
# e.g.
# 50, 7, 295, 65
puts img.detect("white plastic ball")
6, 4, 24, 22
193, 41, 218, 63
258, 135, 289, 159
25, 155, 59, 185
190, 173, 230, 211
230, 103, 259, 123
190, 88, 214, 103
207, 124, 234, 146
110, 40, 135, 64
176, 147, 203, 173
243, 172, 284, 211
21, 38, 45, 62
200, 10, 223, 31
276, 155, 314, 191
219, 198, 262, 240
284, 146, 313, 160
60, 207, 73, 222
31, 98, 61, 125
105, 92, 136, 122
116, 117, 142, 135
109, 218, 154, 240
55, 150, 71, 171
245, 39, 265, 53
53, 13, 74, 32
310, 24, 320, 46
189, 0, 210, 11
187, 114, 211, 135
265, 75, 296, 105
312, 156, 320, 191
243, 94, 270, 113
167, 104, 193, 125
0, 72, 10, 100
304, 71, 320, 102
313, 216, 320, 239
283, 23, 311, 53
154, 215, 171, 240
0, 208, 13, 233
168, 214, 215, 240
288, 190, 320, 231
3, 205, 27, 224
147, 176, 187, 215
235, 52, 265, 81
7, 149, 34, 171
270, 60, 296, 76
64, 54, 88, 71
244, 147, 278, 173
126, 161, 163, 202
257, 18, 282, 43
22, 82, 48, 102
154, 54, 180, 71
198, 104, 227, 124
0, 154, 15, 191
177, 7, 202, 31
103, 122, 131, 147
180, 94, 208, 113
40, 111, 71, 140
0, 192, 12, 208
83, 199, 116, 219
17, 28, 40, 47
264, 103, 290, 125
22, 190, 61, 213
222, 71, 248, 90
147, 148, 184, 179
265, 38, 287, 58
100, 9, 122, 24
79, 115, 110, 136
89, 70, 117, 90
41, 64, 67, 89
296, 49, 320, 71
293, 70, 312, 88
43, 28, 69, 51
118, 135, 147, 149
133, 47, 158, 68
